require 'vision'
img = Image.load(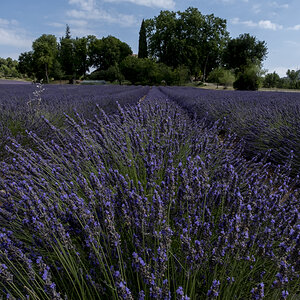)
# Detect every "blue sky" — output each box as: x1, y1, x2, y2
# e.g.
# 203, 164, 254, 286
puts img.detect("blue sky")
0, 0, 299, 76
